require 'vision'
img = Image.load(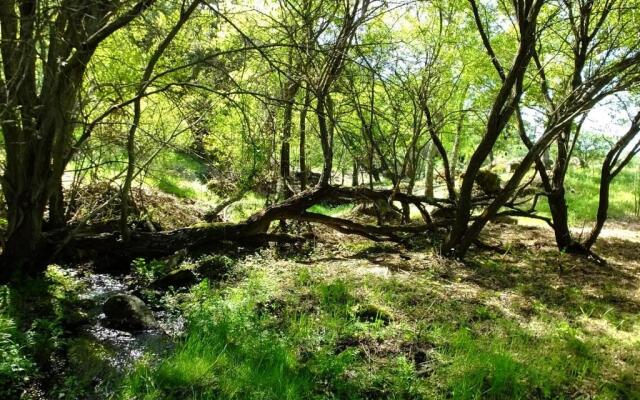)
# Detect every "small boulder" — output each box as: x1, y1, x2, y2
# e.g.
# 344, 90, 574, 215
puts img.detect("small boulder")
103, 294, 157, 332
491, 215, 518, 225
196, 255, 235, 281
476, 169, 501, 194
151, 269, 198, 290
